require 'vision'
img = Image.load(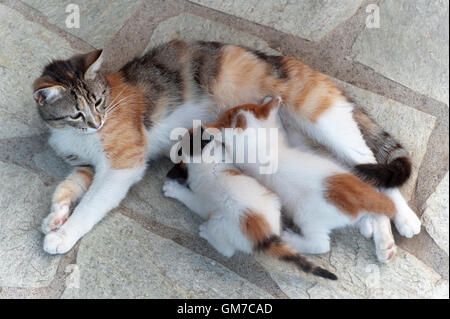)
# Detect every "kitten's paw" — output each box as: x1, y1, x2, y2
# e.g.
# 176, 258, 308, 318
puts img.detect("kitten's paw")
199, 223, 209, 240
43, 230, 76, 254
394, 206, 421, 238
358, 216, 374, 239
376, 240, 397, 263
41, 201, 71, 234
163, 180, 185, 199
